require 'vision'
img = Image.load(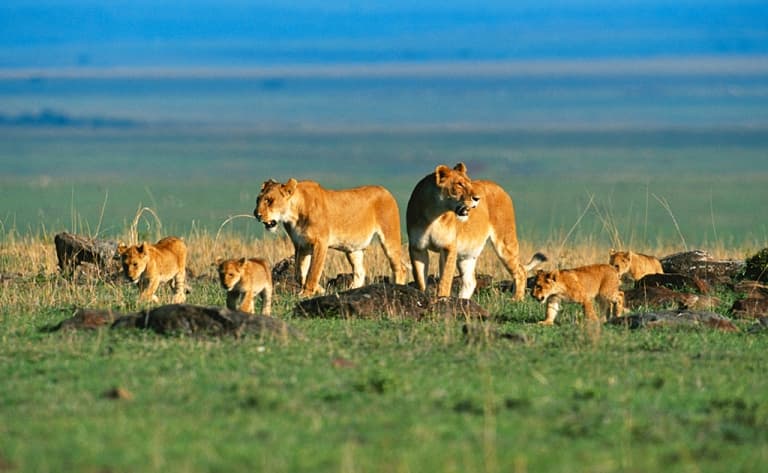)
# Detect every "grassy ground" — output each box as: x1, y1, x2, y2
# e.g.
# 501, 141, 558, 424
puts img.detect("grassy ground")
1, 232, 767, 473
